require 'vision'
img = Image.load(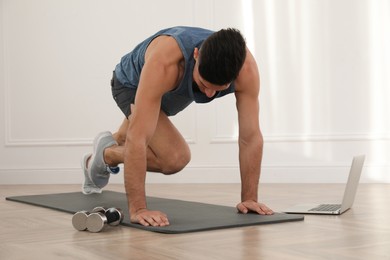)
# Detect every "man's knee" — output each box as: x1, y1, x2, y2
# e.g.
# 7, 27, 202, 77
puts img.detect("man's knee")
113, 134, 125, 146
161, 148, 191, 175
